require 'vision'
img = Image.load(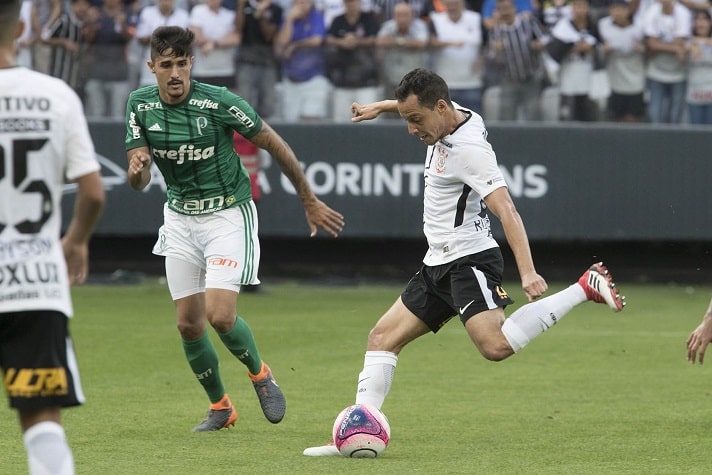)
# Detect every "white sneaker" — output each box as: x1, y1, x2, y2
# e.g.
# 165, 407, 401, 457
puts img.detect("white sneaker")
303, 442, 340, 457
